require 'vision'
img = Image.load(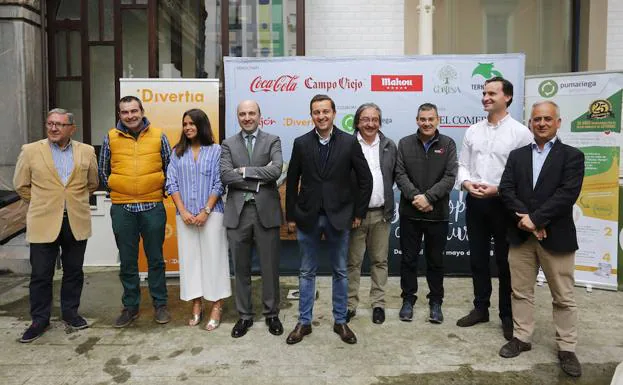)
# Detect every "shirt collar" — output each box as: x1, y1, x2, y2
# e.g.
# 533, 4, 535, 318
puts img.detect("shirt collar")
531, 136, 557, 152
315, 126, 334, 144
356, 131, 379, 146
48, 139, 73, 151
241, 129, 258, 139
486, 113, 510, 128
